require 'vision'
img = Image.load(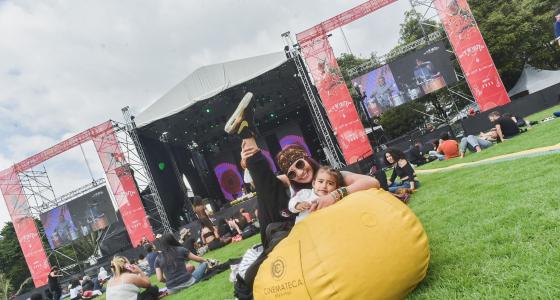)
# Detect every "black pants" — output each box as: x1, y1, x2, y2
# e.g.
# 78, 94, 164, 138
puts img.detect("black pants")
137, 285, 160, 300
246, 151, 293, 248
235, 151, 294, 299
51, 289, 61, 300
